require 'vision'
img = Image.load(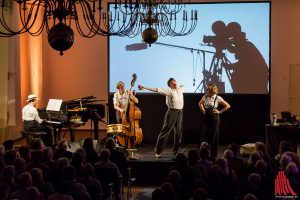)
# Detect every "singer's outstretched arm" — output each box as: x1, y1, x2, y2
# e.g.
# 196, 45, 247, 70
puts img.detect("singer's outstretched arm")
138, 85, 158, 92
